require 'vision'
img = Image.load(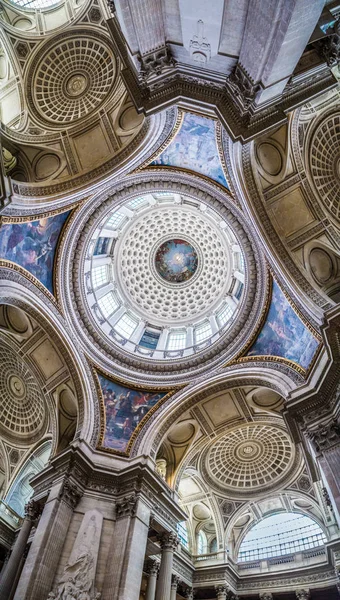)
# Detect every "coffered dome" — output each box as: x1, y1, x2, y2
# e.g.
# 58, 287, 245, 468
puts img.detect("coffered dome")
62, 174, 266, 382
0, 343, 47, 442
201, 423, 299, 499
82, 191, 246, 360
27, 32, 117, 127
309, 112, 340, 220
